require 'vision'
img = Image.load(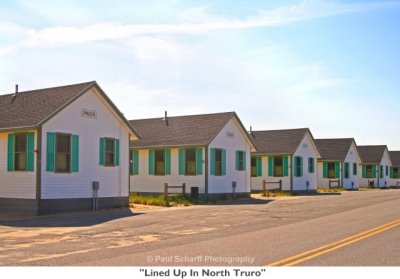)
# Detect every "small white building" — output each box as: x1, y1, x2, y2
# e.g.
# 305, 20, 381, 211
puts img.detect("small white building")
0, 81, 139, 215
250, 128, 321, 192
358, 145, 392, 188
389, 151, 400, 188
129, 112, 256, 198
315, 138, 361, 190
